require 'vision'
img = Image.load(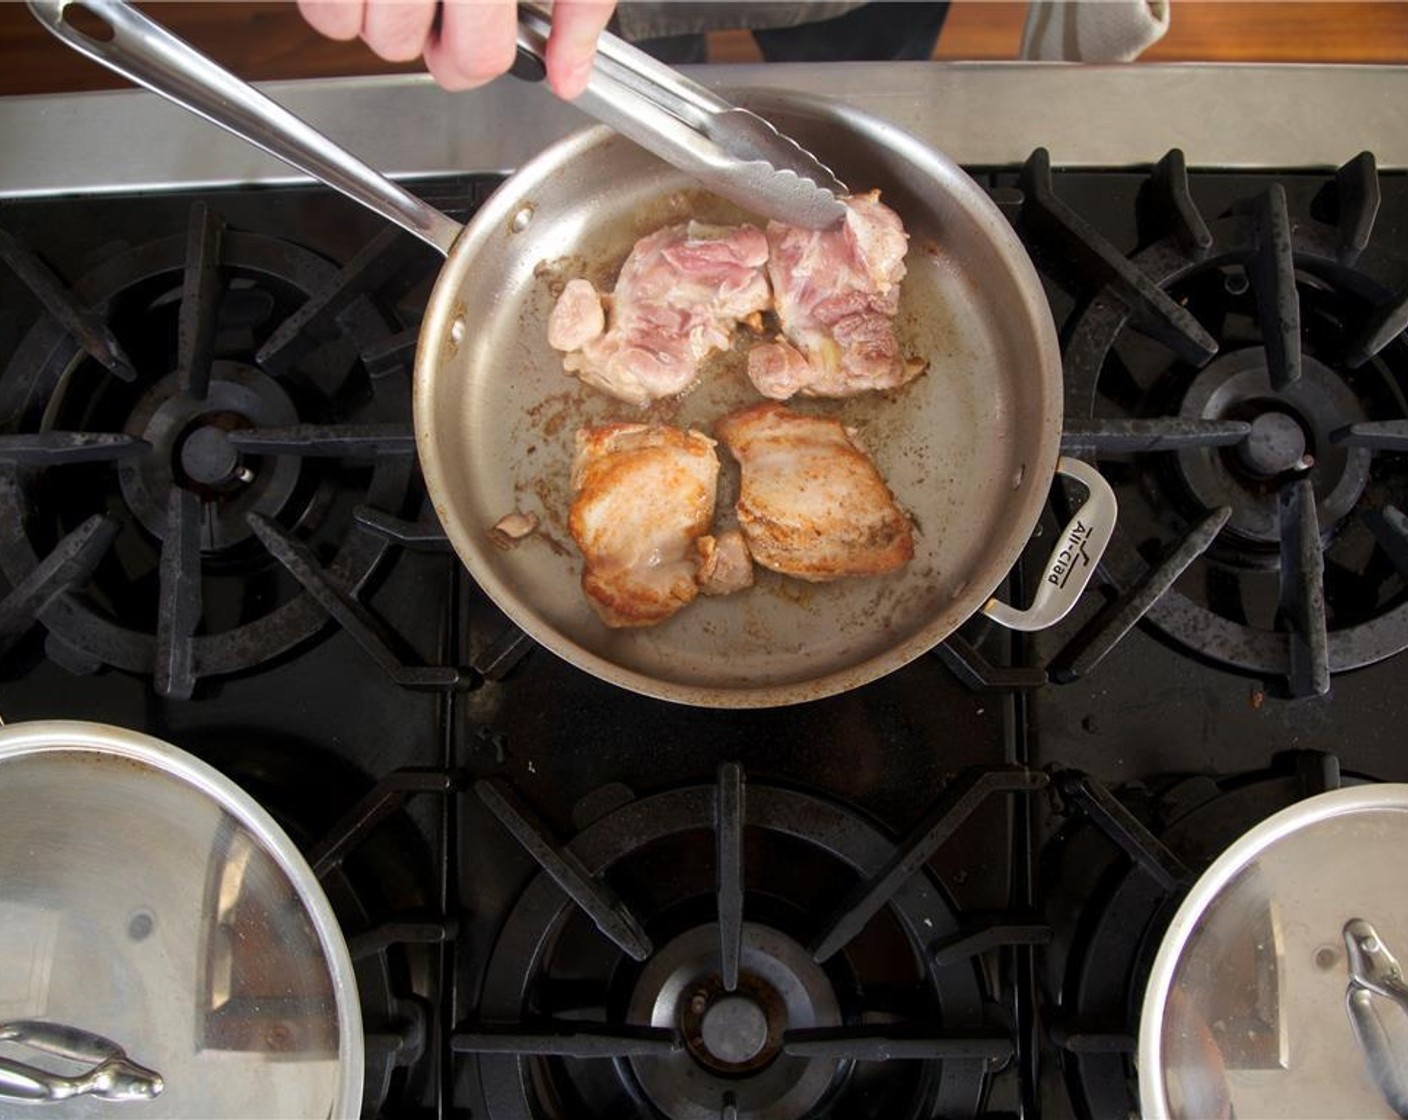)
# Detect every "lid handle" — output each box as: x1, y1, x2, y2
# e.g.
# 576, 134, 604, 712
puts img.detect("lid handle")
1344, 919, 1408, 1118
0, 1020, 164, 1104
